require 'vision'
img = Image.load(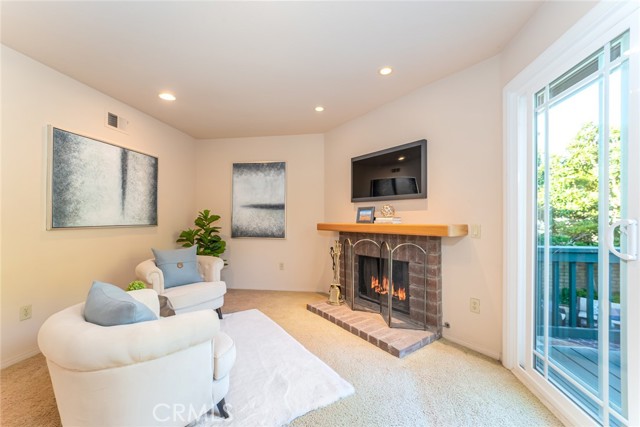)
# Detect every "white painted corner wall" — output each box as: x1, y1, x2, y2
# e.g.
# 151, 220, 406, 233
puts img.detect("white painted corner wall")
0, 46, 198, 367
324, 56, 504, 359
194, 134, 330, 293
